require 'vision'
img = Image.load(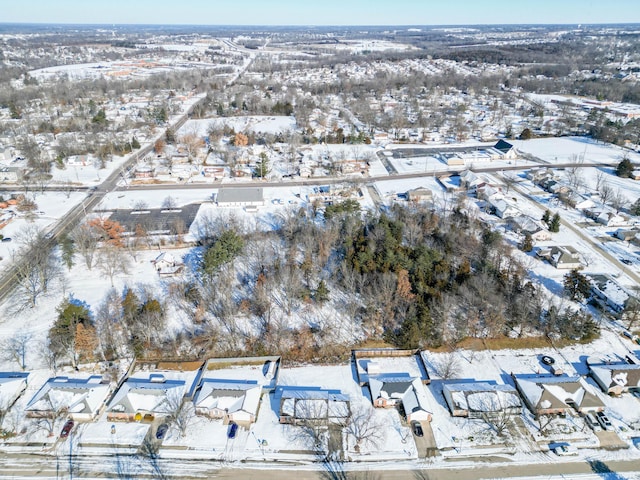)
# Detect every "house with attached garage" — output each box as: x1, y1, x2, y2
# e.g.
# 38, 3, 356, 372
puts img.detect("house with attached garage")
106, 365, 200, 422
587, 274, 632, 313
193, 379, 261, 424
107, 374, 186, 422
536, 245, 582, 269
369, 373, 432, 423
507, 215, 551, 241
588, 359, 640, 396
25, 375, 111, 421
512, 374, 604, 416
277, 386, 350, 425
442, 381, 521, 418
